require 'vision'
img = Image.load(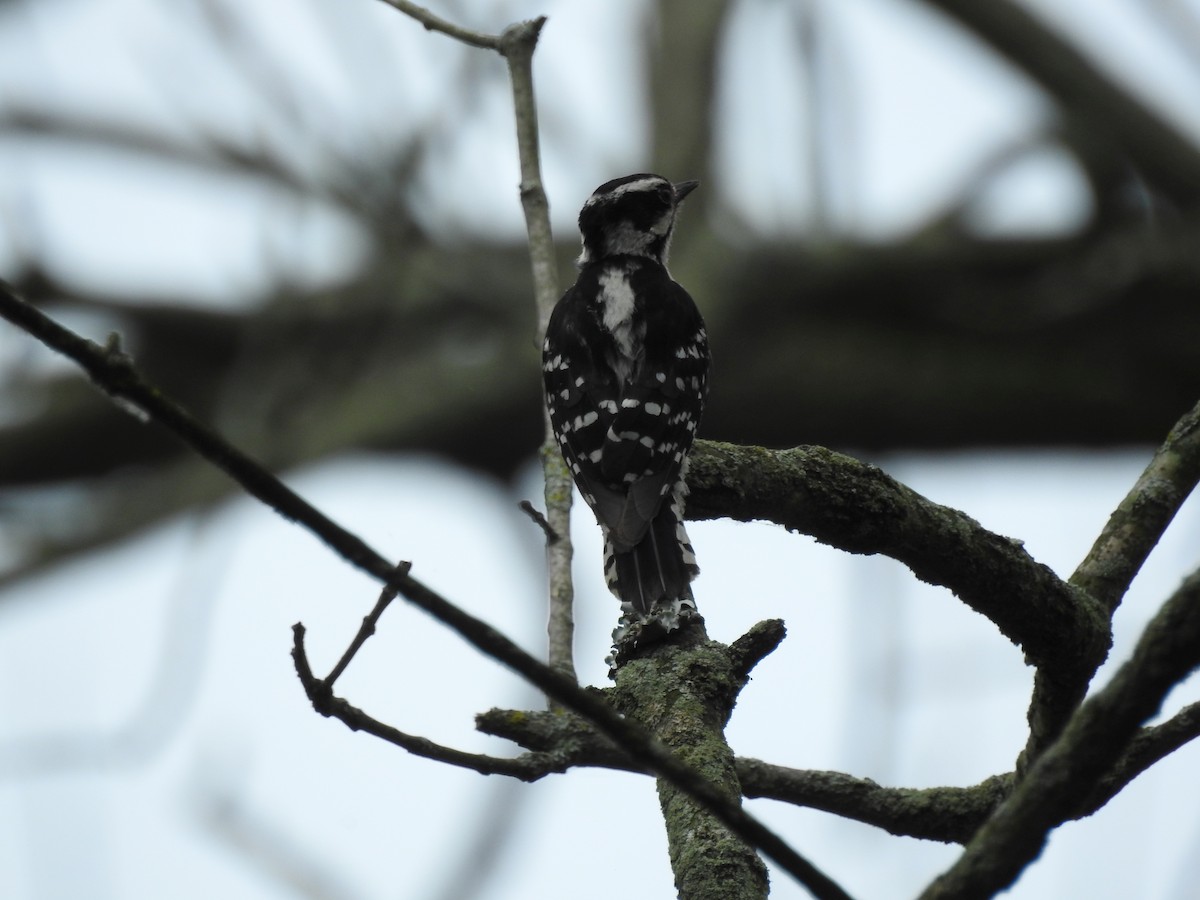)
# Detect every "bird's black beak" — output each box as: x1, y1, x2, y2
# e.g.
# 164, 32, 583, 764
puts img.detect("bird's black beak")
673, 180, 700, 203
